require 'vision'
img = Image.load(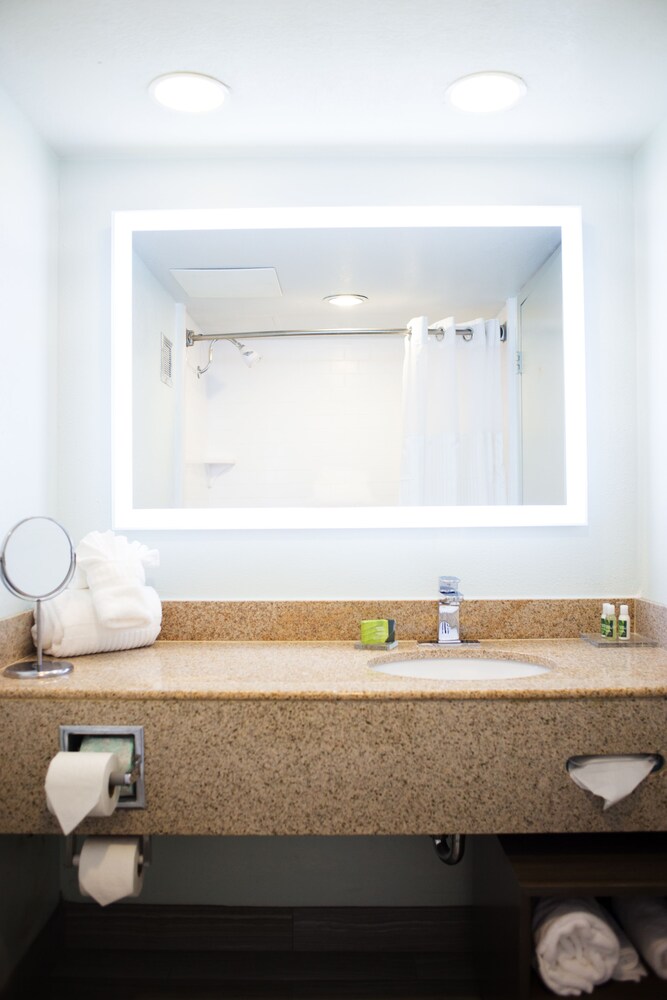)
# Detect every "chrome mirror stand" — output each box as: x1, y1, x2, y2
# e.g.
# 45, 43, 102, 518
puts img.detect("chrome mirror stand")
1, 516, 76, 679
